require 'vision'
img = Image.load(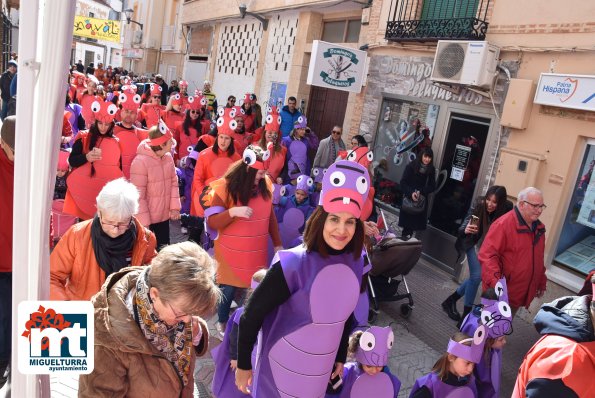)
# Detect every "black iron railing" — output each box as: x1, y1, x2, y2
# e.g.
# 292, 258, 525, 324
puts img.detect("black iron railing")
385, 0, 490, 42
1, 13, 13, 72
